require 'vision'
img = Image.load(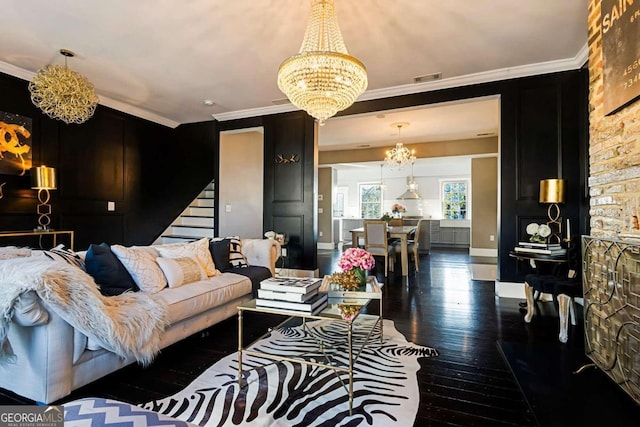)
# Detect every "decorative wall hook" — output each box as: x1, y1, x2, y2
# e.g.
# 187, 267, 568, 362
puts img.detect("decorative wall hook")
275, 154, 299, 164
